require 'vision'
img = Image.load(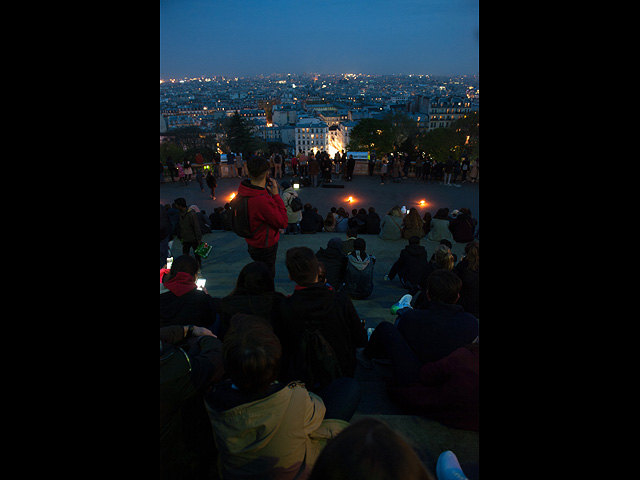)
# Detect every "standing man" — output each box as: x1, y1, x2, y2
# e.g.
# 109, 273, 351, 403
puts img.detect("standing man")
346, 154, 356, 181
273, 152, 283, 179
236, 153, 244, 178
227, 152, 237, 178
298, 150, 308, 177
174, 197, 202, 267
237, 156, 289, 278
334, 150, 342, 178
205, 169, 217, 200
